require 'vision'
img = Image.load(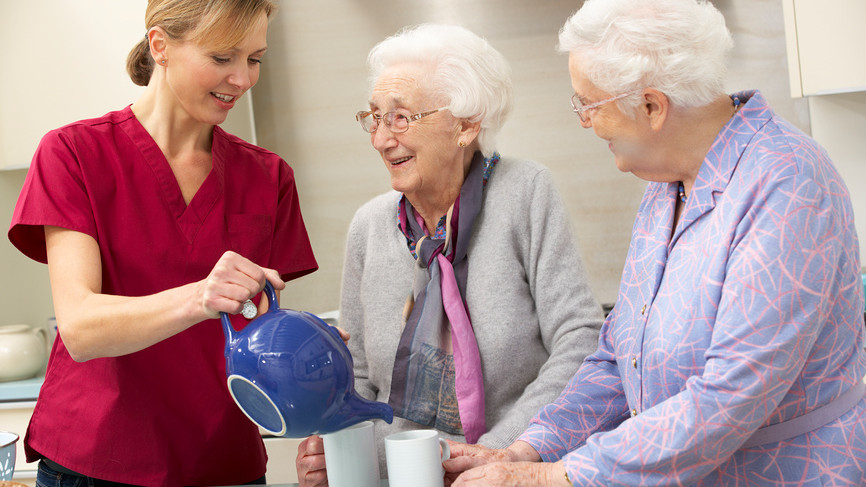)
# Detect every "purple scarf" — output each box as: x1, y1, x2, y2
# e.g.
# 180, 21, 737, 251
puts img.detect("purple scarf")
389, 152, 487, 443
